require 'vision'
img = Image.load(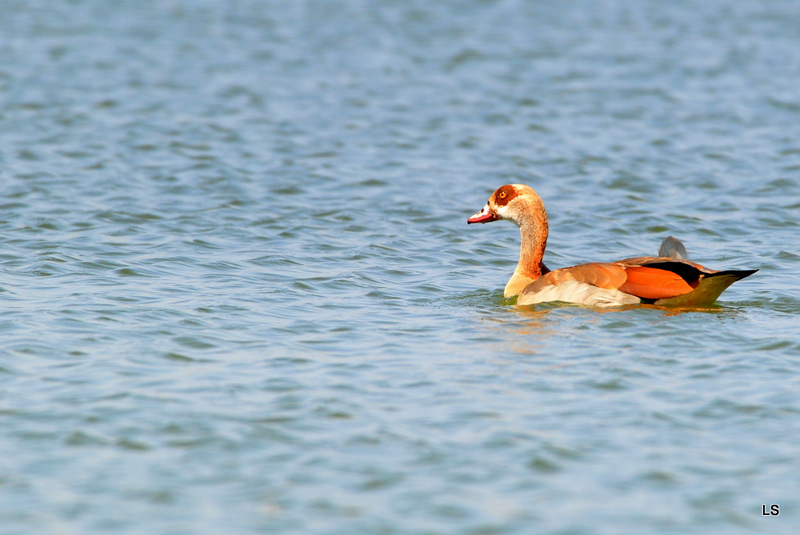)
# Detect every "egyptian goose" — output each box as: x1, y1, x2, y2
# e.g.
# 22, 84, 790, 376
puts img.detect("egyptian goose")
467, 184, 757, 307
